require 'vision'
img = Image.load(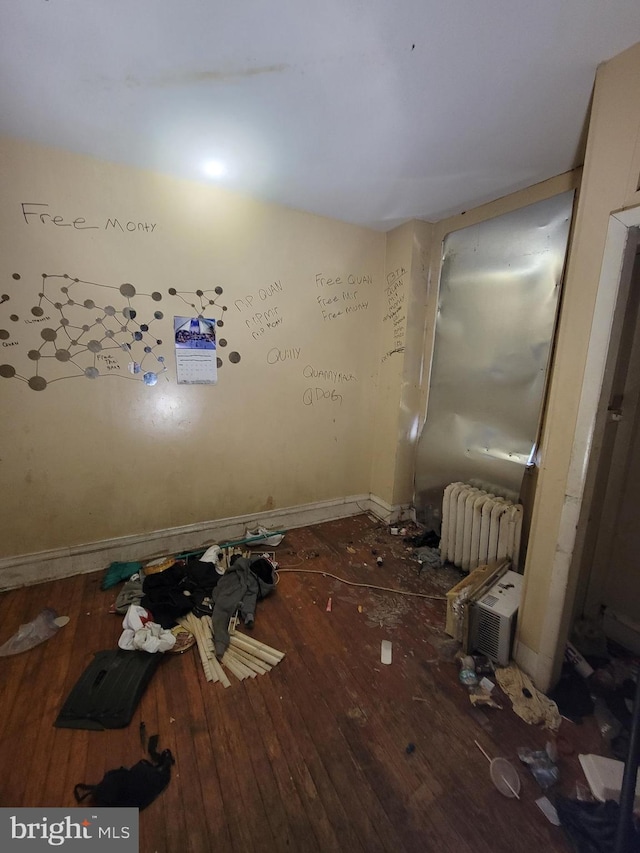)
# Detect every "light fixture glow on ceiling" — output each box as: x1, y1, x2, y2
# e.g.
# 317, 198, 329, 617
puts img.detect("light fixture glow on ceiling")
203, 159, 228, 179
